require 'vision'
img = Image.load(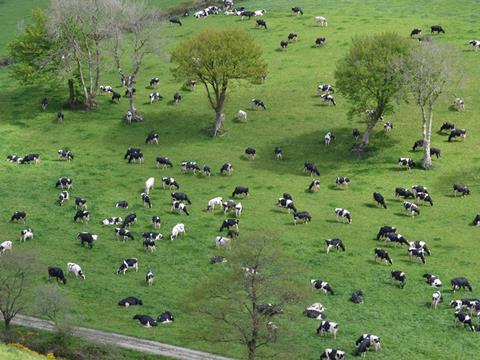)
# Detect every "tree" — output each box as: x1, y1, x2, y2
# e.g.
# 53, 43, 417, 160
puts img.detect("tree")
191, 236, 307, 360
399, 43, 456, 169
171, 28, 268, 136
335, 33, 411, 151
0, 252, 37, 335
34, 285, 72, 338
